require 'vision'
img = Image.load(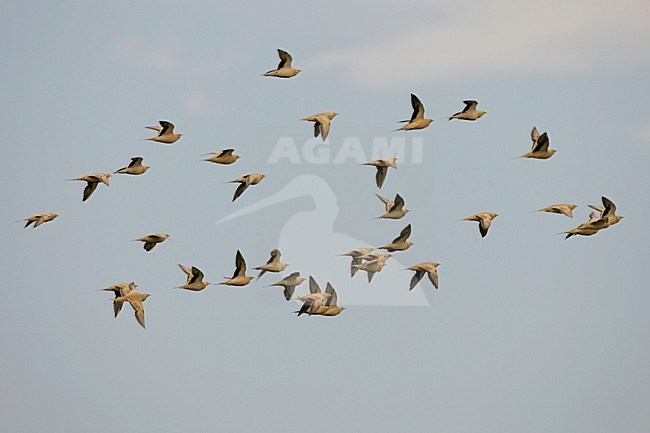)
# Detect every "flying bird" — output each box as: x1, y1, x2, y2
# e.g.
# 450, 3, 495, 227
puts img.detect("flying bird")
266, 272, 305, 301
176, 265, 210, 291
534, 204, 577, 218
379, 224, 414, 252
352, 252, 392, 282
67, 173, 111, 202
338, 247, 374, 277
562, 214, 610, 239
114, 157, 149, 175
227, 173, 266, 202
516, 127, 556, 159
144, 121, 182, 144
203, 149, 240, 165
296, 279, 344, 316
263, 49, 302, 78
375, 193, 409, 219
463, 212, 498, 238
449, 100, 486, 121
219, 250, 254, 286
134, 233, 170, 251
18, 212, 58, 228
406, 262, 440, 290
396, 93, 433, 131
254, 249, 289, 280
593, 196, 623, 226
297, 276, 332, 316
302, 112, 338, 141
112, 284, 150, 329
101, 282, 136, 318
362, 157, 397, 189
